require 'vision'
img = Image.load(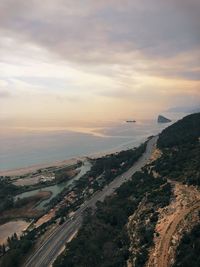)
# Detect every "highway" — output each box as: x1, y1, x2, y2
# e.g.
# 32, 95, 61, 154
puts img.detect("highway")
23, 136, 158, 267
